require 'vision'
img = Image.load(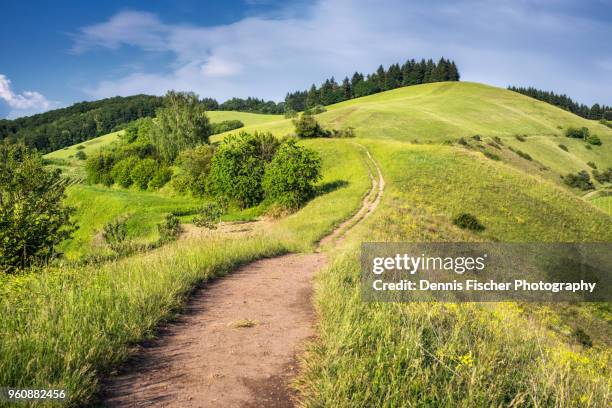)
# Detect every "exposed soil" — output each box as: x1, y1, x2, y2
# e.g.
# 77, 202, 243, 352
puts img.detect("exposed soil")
101, 146, 383, 407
